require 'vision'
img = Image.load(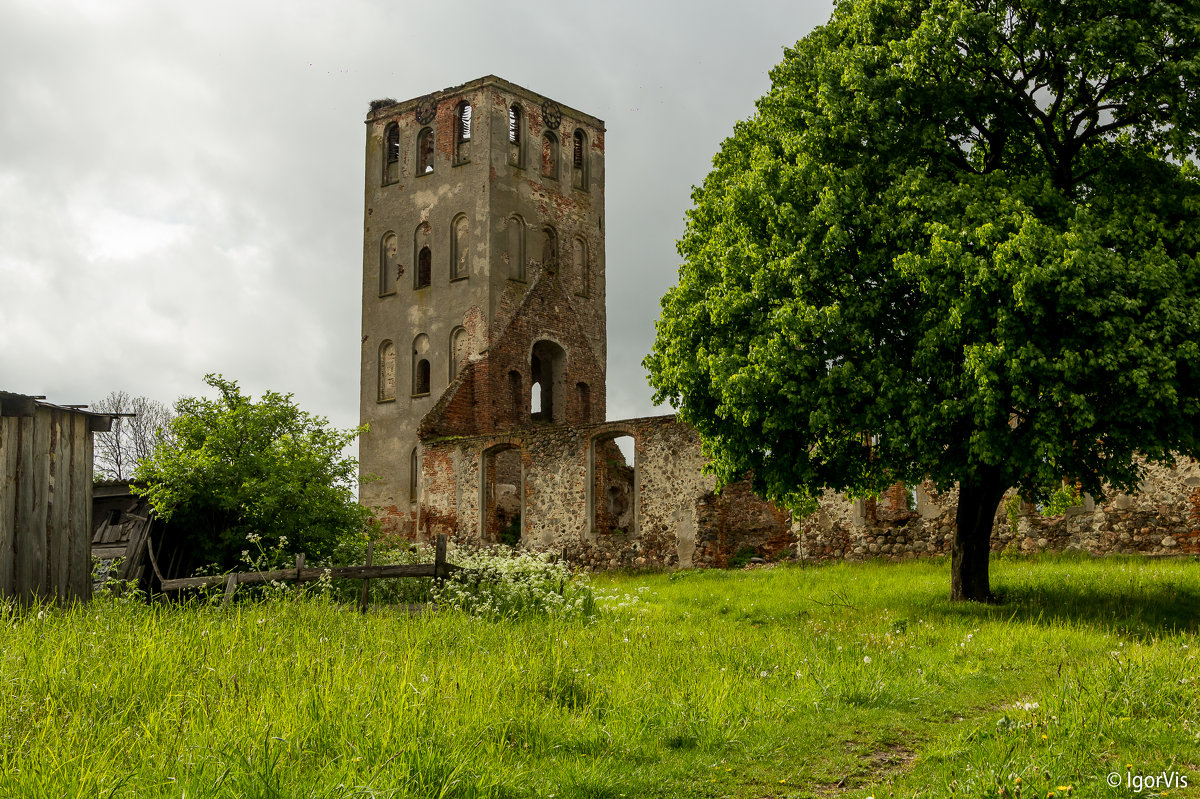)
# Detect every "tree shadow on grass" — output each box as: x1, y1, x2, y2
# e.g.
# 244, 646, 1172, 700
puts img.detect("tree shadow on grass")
990, 579, 1200, 636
